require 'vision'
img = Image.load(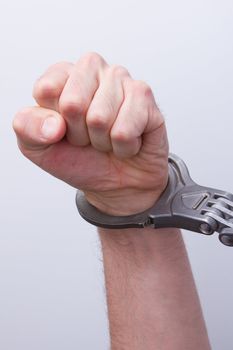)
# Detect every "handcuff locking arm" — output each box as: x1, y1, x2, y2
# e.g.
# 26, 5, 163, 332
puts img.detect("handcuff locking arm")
76, 154, 233, 247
